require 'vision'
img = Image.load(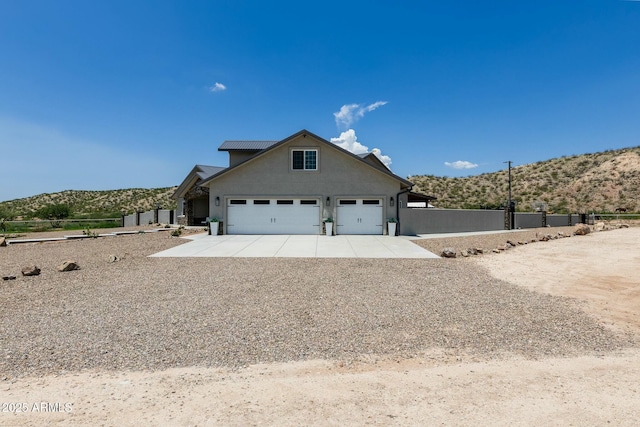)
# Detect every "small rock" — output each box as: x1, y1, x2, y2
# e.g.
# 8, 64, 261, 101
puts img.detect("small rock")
557, 232, 565, 238
475, 248, 484, 254
57, 261, 80, 272
2, 276, 16, 281
441, 248, 457, 258
108, 255, 119, 263
460, 249, 470, 257
21, 266, 41, 276
573, 224, 591, 236
0, 237, 6, 247
618, 224, 629, 229
506, 240, 517, 247
492, 248, 501, 253
594, 222, 606, 232
466, 248, 478, 255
